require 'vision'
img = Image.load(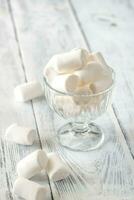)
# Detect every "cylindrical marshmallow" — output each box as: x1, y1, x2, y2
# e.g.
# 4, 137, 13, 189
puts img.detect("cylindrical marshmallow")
43, 65, 58, 82
46, 48, 89, 74
54, 96, 81, 117
46, 152, 70, 182
88, 52, 107, 66
75, 84, 93, 94
90, 78, 113, 93
13, 177, 49, 200
73, 84, 93, 105
14, 81, 44, 102
50, 74, 79, 93
17, 149, 48, 178
5, 123, 35, 145
74, 62, 107, 85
